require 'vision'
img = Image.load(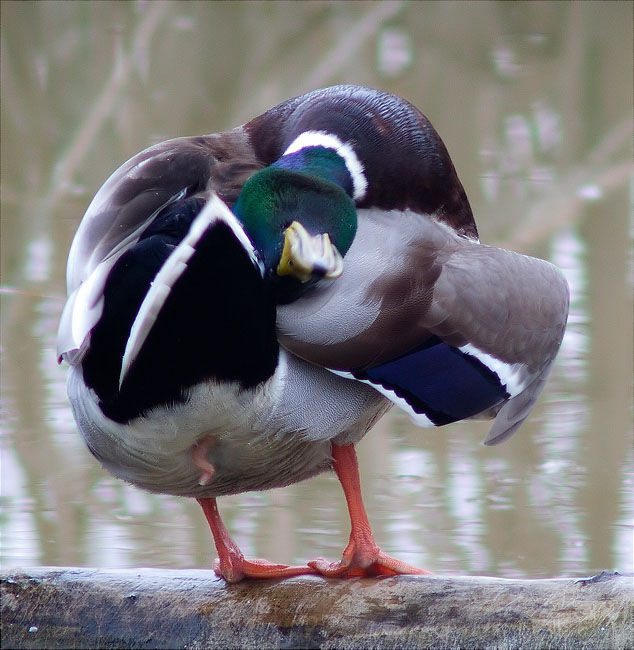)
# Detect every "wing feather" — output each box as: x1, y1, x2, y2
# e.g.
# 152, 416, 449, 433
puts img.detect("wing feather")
278, 208, 569, 441
57, 132, 259, 362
